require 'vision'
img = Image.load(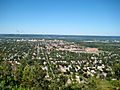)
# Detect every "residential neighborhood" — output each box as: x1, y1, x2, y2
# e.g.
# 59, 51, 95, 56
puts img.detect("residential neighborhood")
0, 38, 120, 89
